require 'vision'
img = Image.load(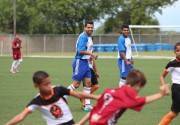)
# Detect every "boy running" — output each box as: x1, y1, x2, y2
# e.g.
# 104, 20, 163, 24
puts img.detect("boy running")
6, 71, 99, 125
158, 42, 180, 125
10, 36, 22, 74
78, 69, 169, 125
